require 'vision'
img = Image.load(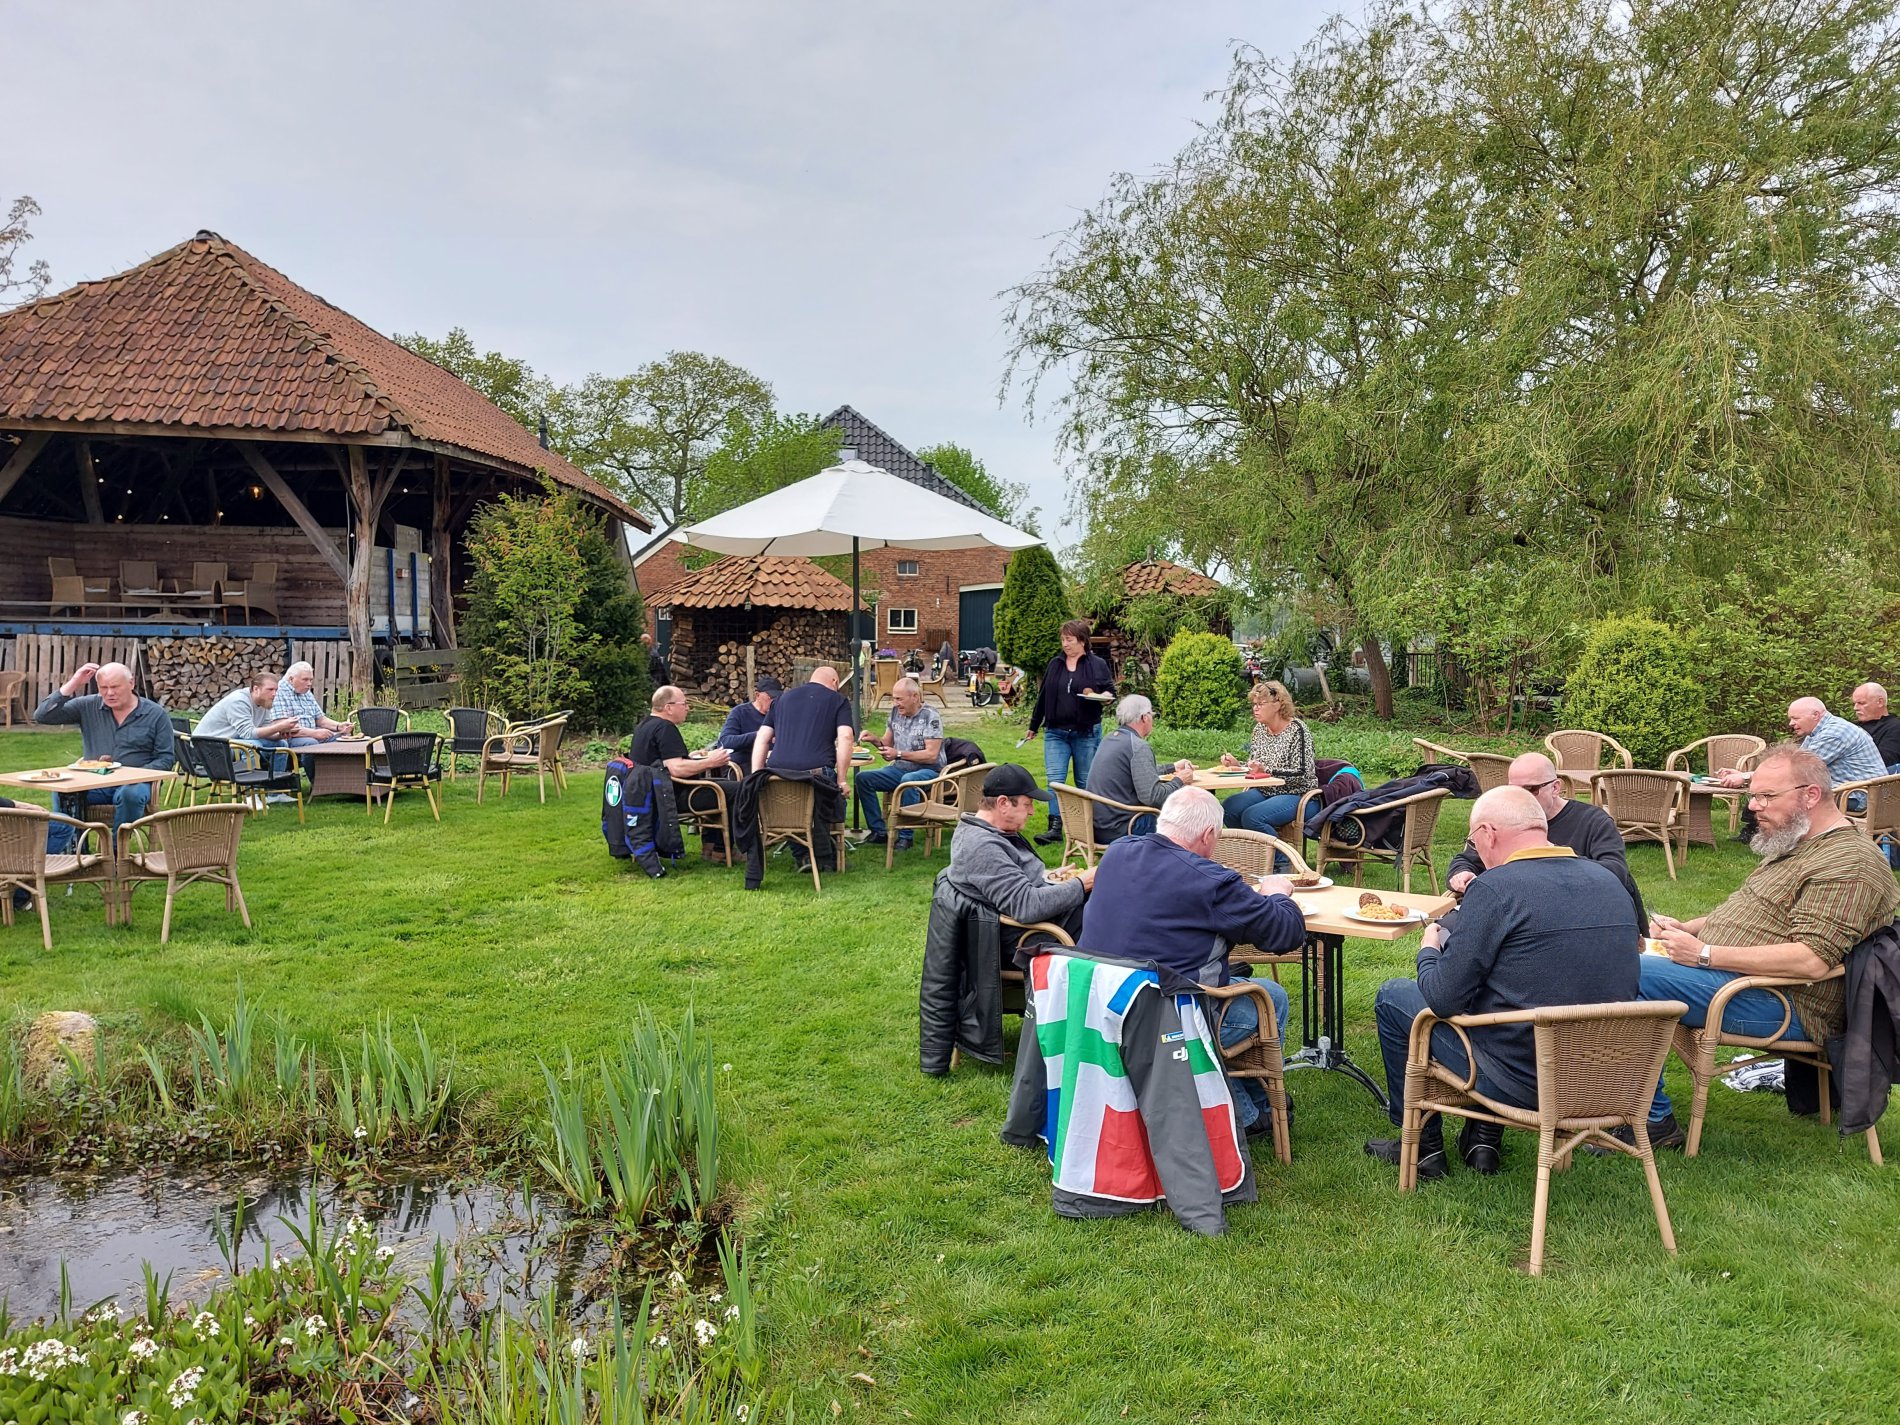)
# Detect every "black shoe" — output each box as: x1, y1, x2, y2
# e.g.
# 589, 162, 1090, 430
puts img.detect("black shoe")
10, 887, 31, 911
1458, 1119, 1503, 1175
1364, 1136, 1447, 1181
1033, 829, 1063, 847
862, 831, 889, 846
1584, 1112, 1685, 1155
1246, 1115, 1275, 1142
